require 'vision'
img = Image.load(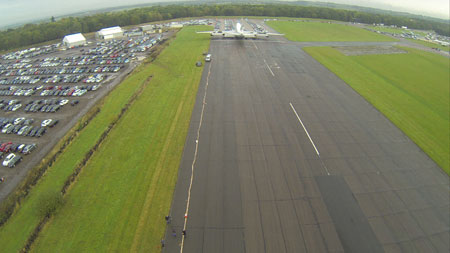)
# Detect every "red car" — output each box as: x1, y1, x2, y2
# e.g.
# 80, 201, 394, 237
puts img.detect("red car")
0, 142, 12, 152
